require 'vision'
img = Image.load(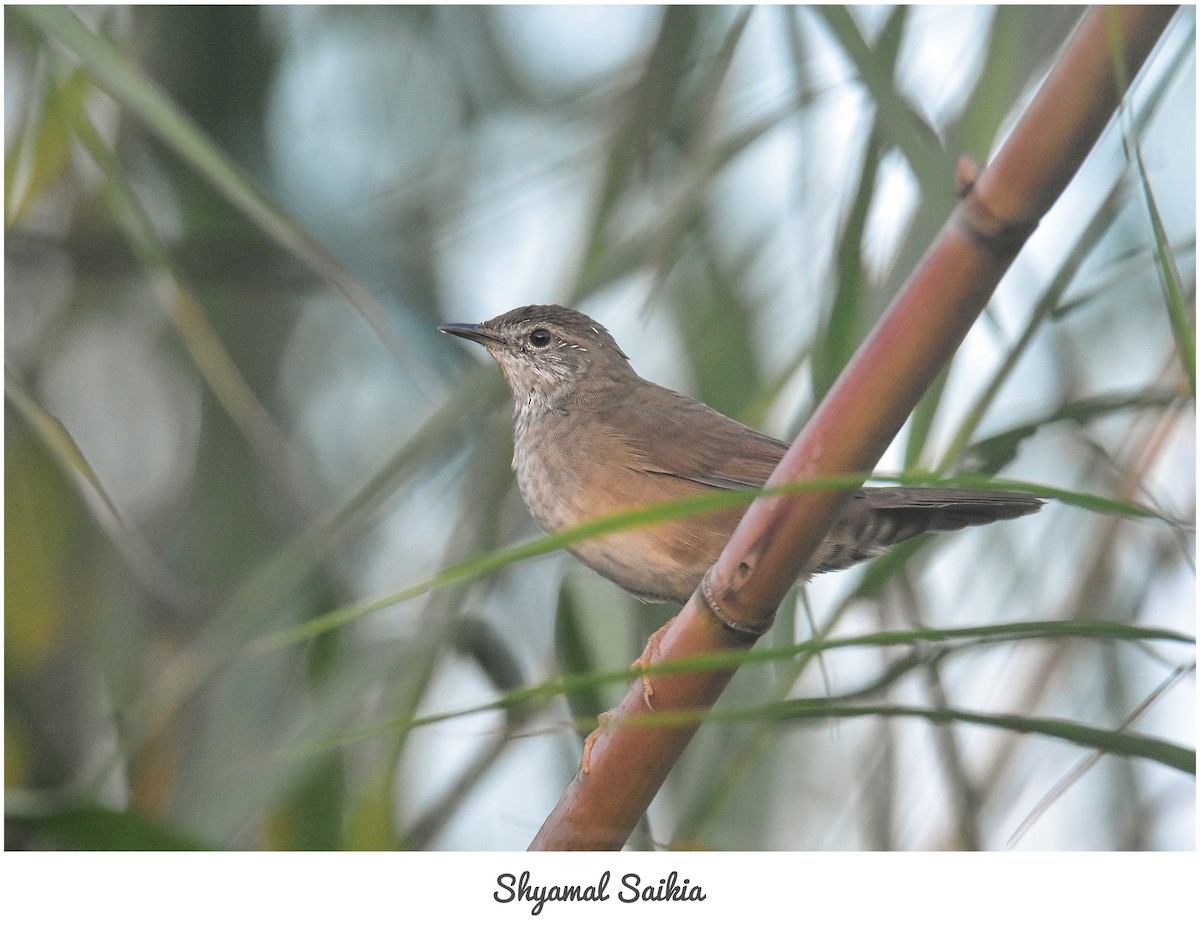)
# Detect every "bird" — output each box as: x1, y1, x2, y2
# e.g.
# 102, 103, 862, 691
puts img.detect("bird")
439, 305, 1042, 605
